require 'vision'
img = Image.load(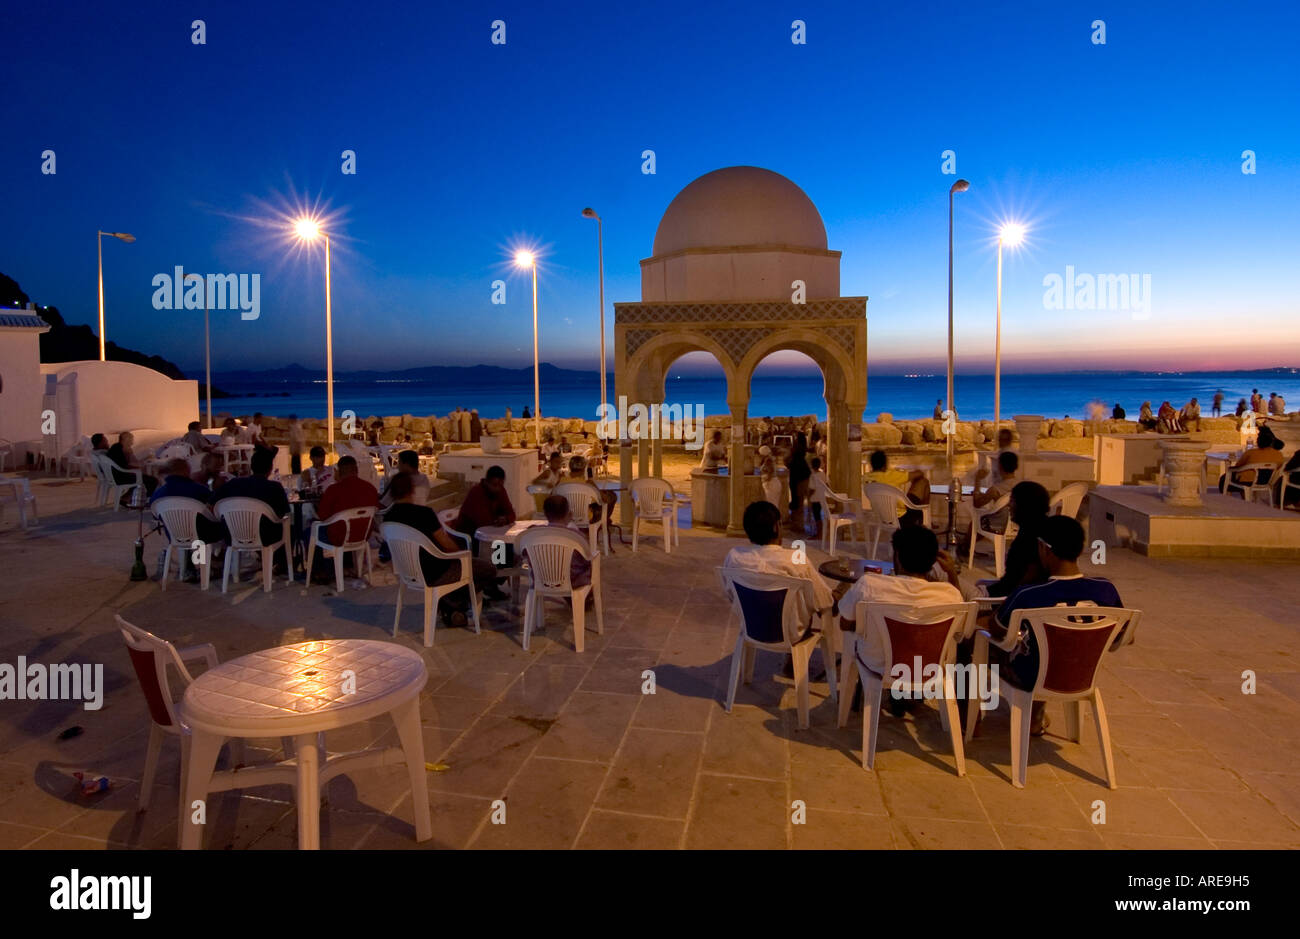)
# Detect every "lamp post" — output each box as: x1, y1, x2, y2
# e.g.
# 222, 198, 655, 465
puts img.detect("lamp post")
994, 223, 1025, 433
96, 230, 136, 360
581, 208, 607, 433
183, 272, 213, 429
293, 219, 335, 452
515, 251, 541, 448
946, 179, 969, 559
